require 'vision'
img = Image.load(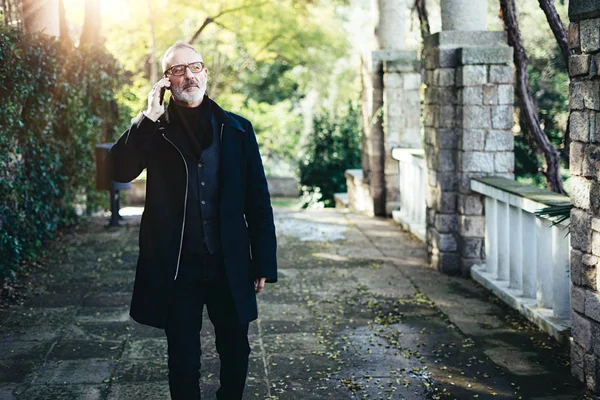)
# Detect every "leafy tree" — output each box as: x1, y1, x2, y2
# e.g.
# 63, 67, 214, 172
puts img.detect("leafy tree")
240, 99, 303, 177
101, 0, 348, 101
235, 59, 300, 105
95, 0, 351, 176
